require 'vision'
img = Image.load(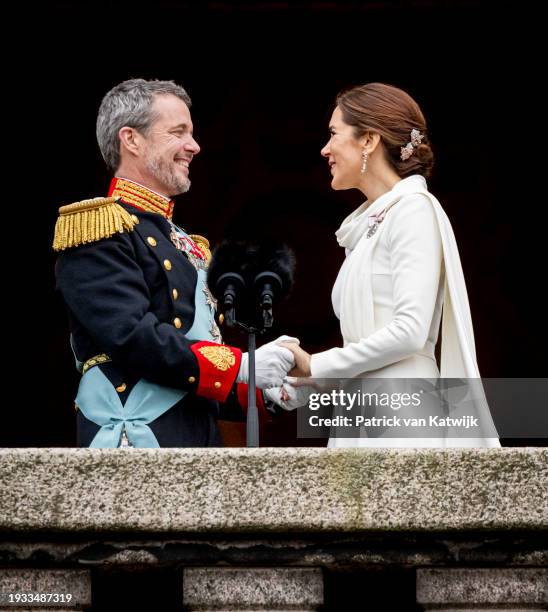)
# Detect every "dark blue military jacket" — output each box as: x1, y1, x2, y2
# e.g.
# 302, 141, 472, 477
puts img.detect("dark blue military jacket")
56, 199, 245, 447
